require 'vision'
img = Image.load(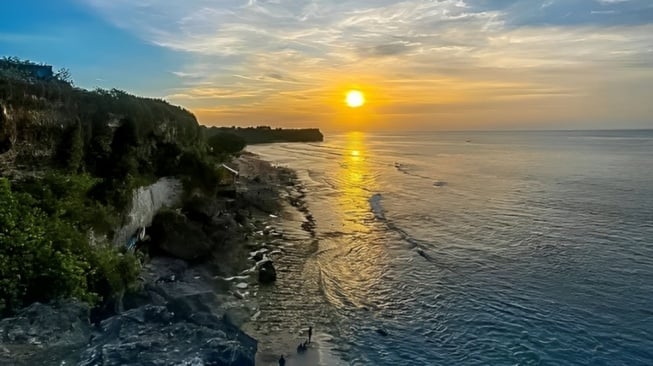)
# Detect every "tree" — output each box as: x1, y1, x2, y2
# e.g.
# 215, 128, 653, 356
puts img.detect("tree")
58, 121, 84, 173
207, 132, 246, 155
54, 67, 73, 85
85, 118, 113, 175
0, 179, 88, 315
109, 117, 139, 179
1, 177, 140, 316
